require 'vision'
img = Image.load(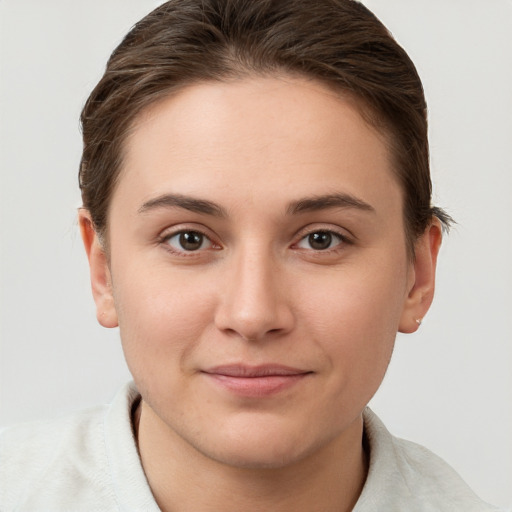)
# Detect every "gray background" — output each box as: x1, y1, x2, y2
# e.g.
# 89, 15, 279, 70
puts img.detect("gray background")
1, 0, 511, 508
